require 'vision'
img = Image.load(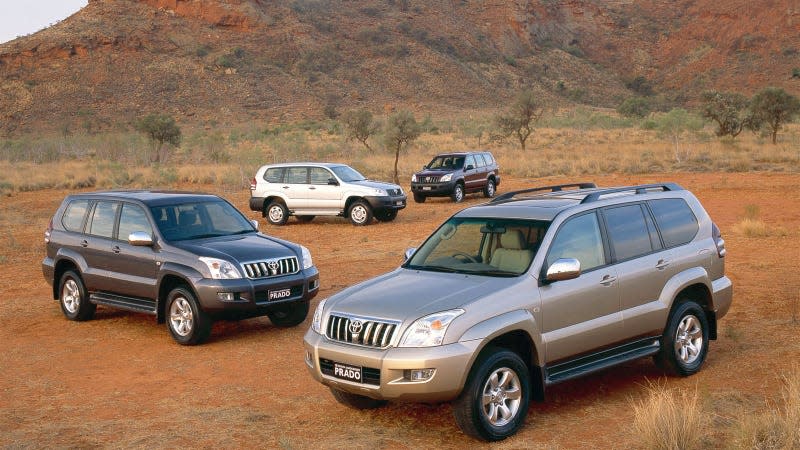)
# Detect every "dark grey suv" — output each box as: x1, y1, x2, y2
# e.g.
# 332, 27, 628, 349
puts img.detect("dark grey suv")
410, 151, 500, 203
43, 191, 320, 345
